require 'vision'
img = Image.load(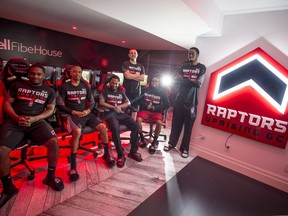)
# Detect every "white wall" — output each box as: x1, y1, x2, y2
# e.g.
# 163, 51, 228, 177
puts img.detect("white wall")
191, 10, 288, 192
